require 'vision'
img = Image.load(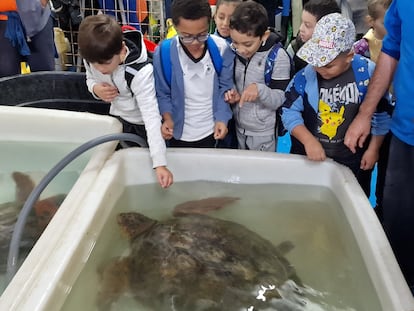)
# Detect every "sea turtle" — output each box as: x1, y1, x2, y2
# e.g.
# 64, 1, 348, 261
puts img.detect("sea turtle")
0, 172, 66, 270
97, 197, 304, 311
